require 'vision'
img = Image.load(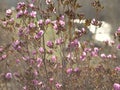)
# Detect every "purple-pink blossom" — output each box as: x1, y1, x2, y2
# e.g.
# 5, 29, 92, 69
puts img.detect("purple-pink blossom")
2, 54, 7, 60
113, 83, 120, 90
5, 72, 12, 79
49, 78, 54, 82
60, 15, 64, 20
55, 38, 64, 45
107, 54, 112, 59
24, 9, 28, 15
38, 19, 44, 26
9, 18, 14, 24
6, 9, 12, 16
69, 39, 79, 48
39, 47, 44, 54
16, 59, 20, 64
80, 55, 86, 61
67, 53, 72, 60
47, 41, 54, 48
100, 53, 106, 58
66, 68, 73, 74
115, 66, 120, 72
34, 30, 44, 39
32, 79, 39, 86
30, 11, 37, 18
12, 40, 22, 50
74, 67, 79, 72
45, 19, 51, 25
59, 20, 65, 27
29, 23, 36, 29
33, 69, 38, 76
37, 58, 43, 67
46, 0, 51, 4
51, 55, 57, 62
55, 83, 62, 89
17, 10, 23, 18
29, 3, 35, 8
117, 44, 120, 49
117, 27, 120, 33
